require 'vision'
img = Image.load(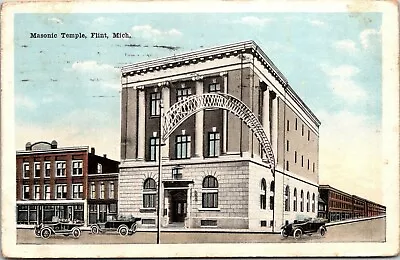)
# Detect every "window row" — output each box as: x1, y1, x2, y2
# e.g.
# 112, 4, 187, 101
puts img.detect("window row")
142, 176, 219, 209
285, 150, 316, 173
89, 182, 115, 200
260, 179, 275, 210
22, 160, 83, 179
22, 184, 83, 200
149, 132, 221, 161
286, 119, 312, 141
150, 82, 222, 116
